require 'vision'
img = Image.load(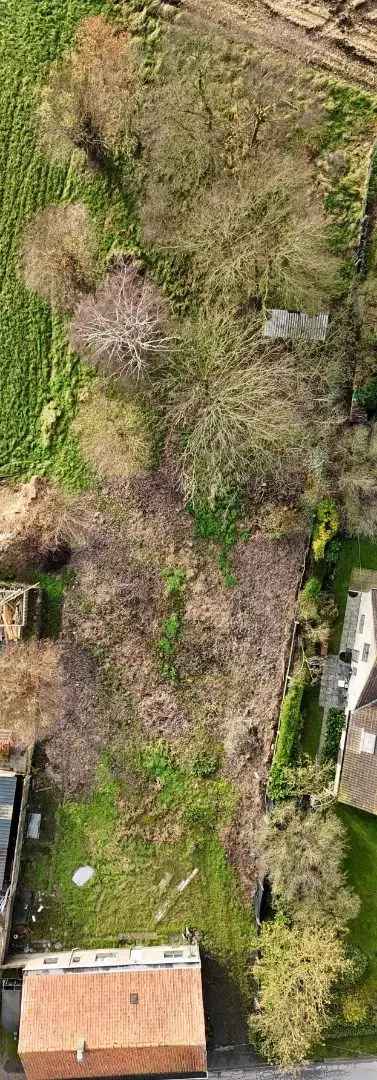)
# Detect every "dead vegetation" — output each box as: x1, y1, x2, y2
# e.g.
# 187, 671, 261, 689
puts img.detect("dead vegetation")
0, 640, 61, 749
20, 203, 97, 312
0, 476, 84, 576
72, 388, 153, 480
49, 473, 306, 887
38, 15, 139, 166
71, 264, 171, 380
